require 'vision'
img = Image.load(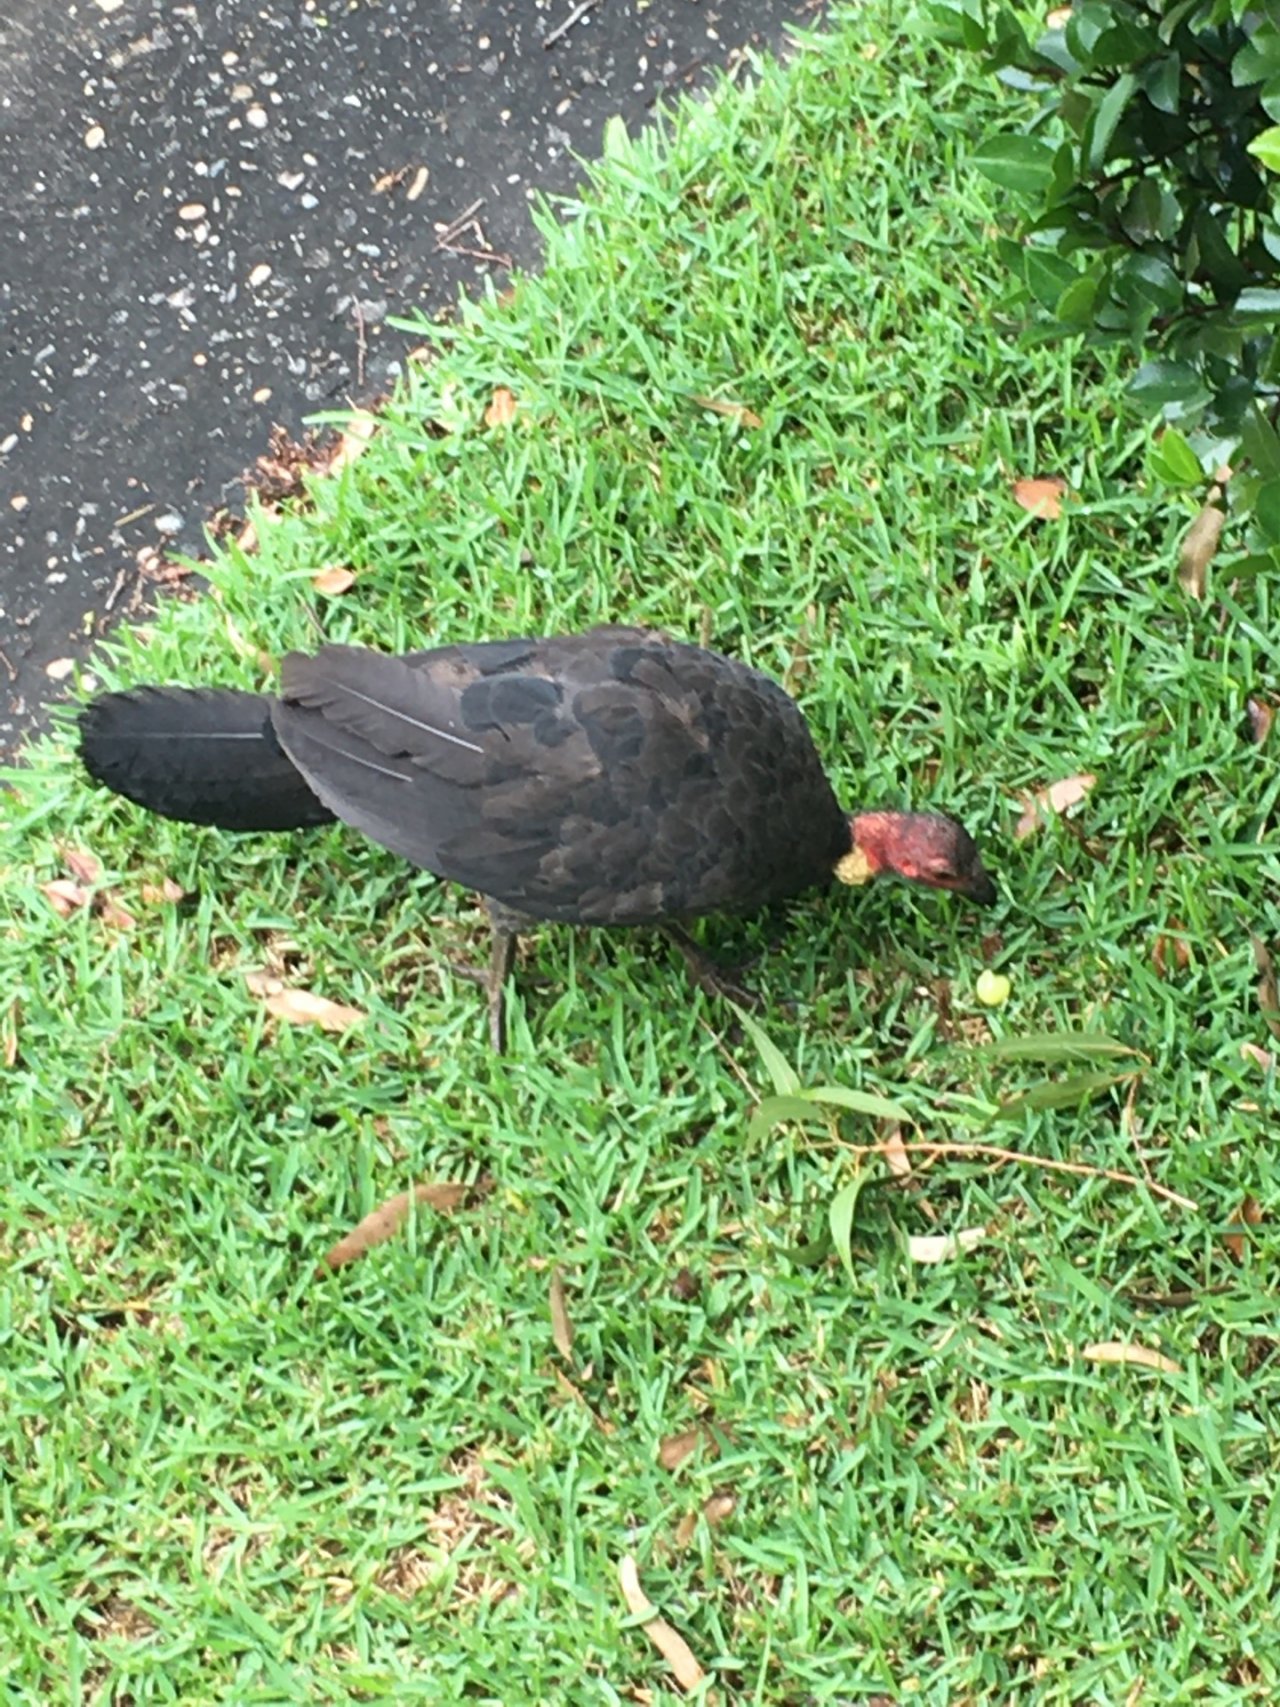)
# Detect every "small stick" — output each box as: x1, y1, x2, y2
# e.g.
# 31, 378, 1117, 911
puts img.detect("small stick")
433, 198, 485, 249
544, 0, 601, 50
353, 300, 367, 389
436, 241, 512, 268
839, 1137, 1197, 1212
